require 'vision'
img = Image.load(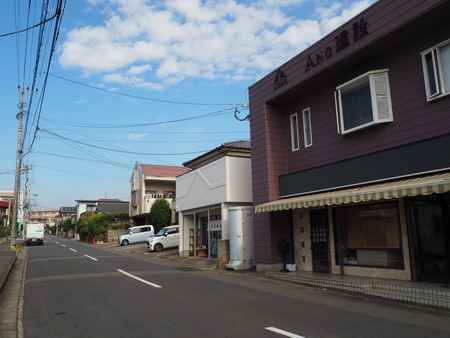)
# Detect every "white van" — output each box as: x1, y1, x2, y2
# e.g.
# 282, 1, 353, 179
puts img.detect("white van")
118, 225, 155, 246
146, 225, 179, 252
